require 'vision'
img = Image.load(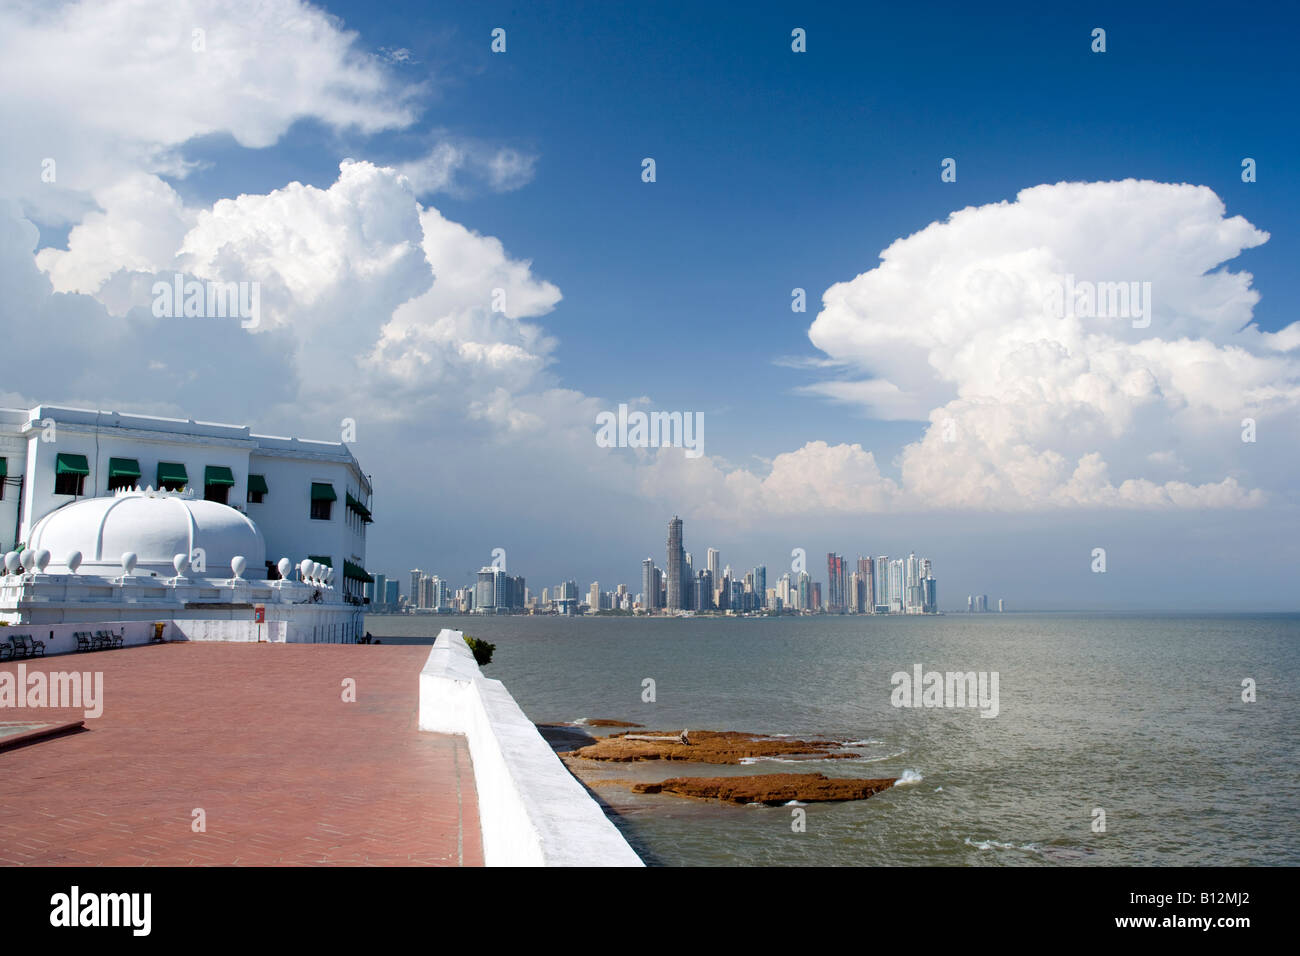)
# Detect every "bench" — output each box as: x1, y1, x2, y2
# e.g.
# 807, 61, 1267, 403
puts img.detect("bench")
22, 635, 45, 657
0, 640, 11, 661
95, 630, 123, 650
7, 635, 27, 659
74, 632, 94, 652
